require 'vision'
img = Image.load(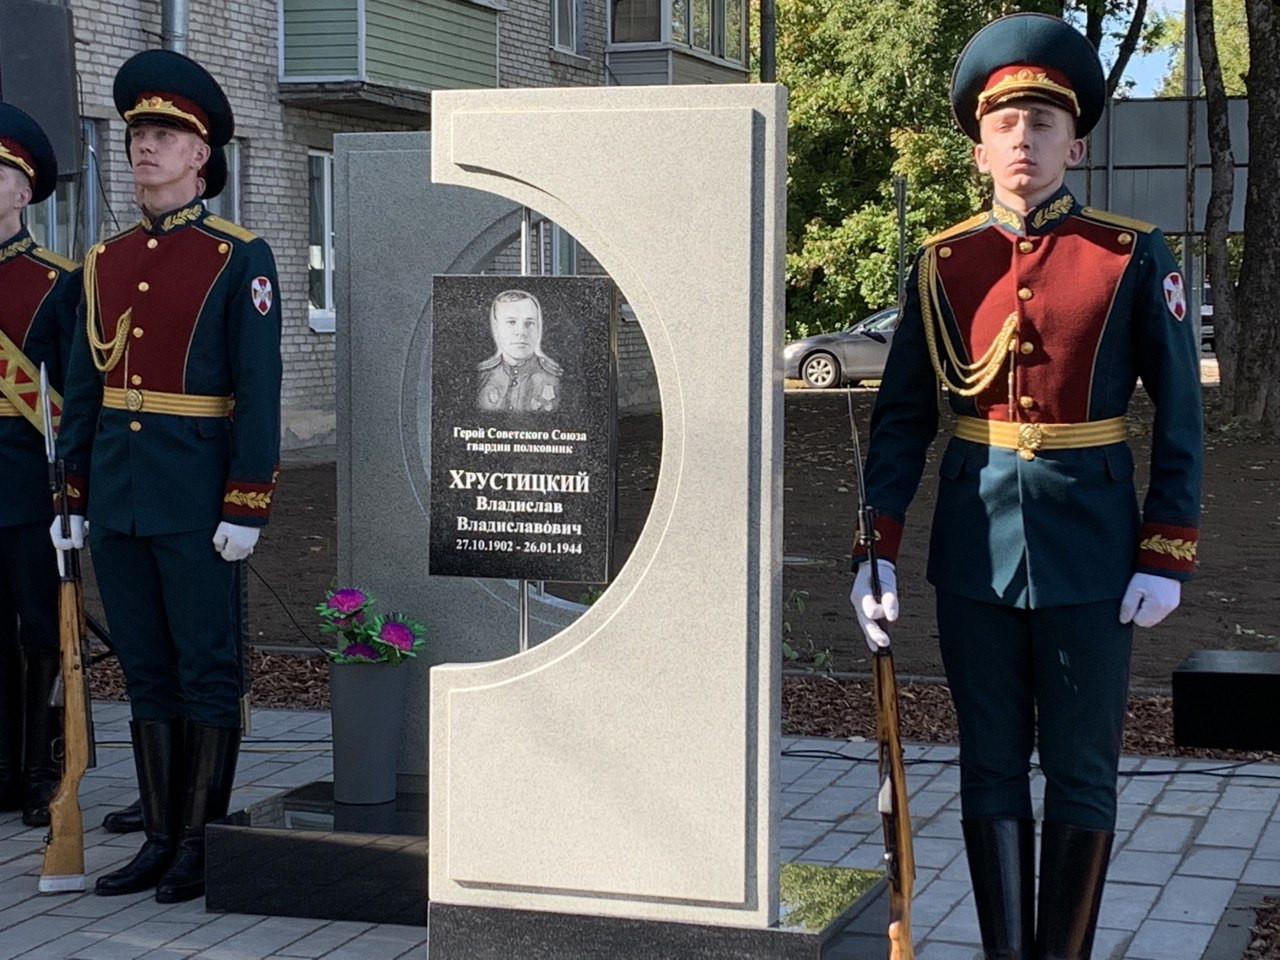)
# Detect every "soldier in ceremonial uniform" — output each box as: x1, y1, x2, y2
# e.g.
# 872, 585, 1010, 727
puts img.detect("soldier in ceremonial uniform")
849, 14, 1201, 959
51, 50, 282, 903
476, 288, 564, 413
0, 103, 80, 828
